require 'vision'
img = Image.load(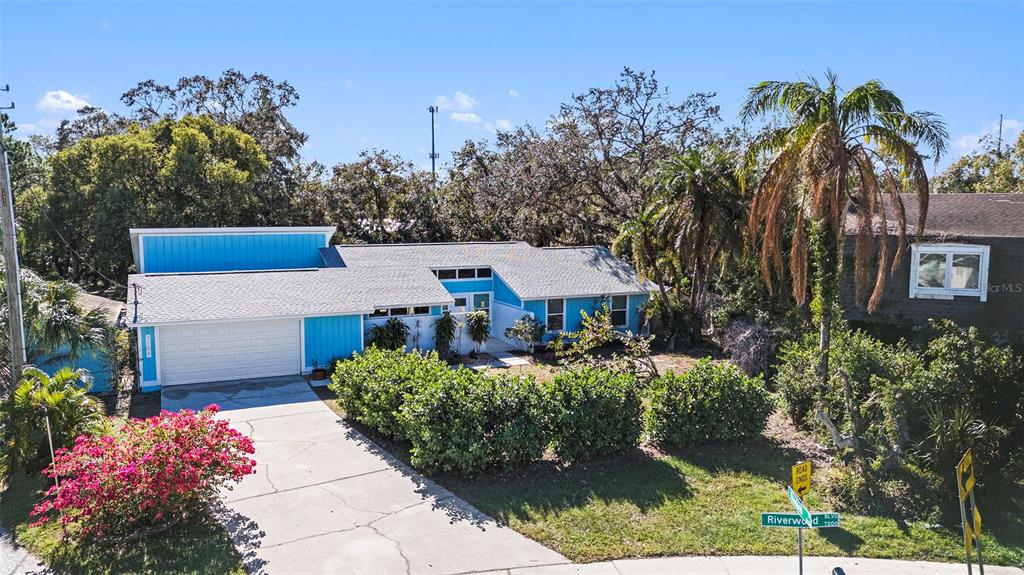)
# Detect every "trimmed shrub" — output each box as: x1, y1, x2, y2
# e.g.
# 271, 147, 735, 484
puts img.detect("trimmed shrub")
401, 369, 548, 475
645, 359, 773, 447
30, 405, 255, 540
546, 368, 641, 461
329, 347, 448, 439
367, 317, 410, 350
